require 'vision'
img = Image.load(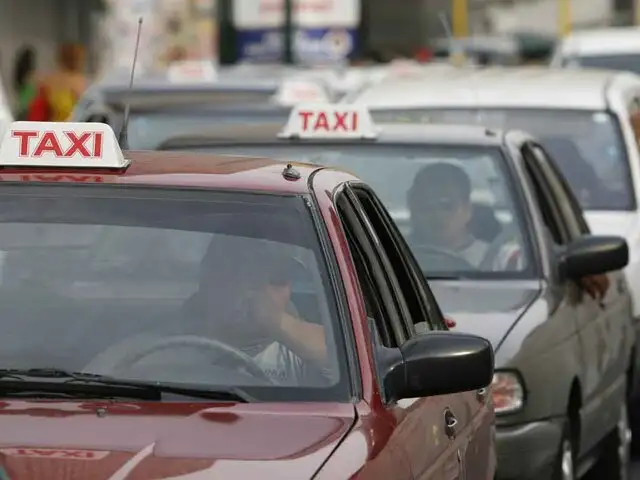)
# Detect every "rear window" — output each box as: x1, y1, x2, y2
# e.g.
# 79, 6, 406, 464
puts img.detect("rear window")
562, 53, 640, 74
0, 186, 347, 402
373, 108, 636, 211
